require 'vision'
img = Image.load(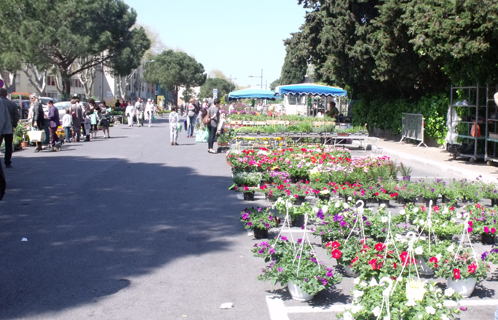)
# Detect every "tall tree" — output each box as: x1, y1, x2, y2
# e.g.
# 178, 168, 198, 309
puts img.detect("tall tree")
143, 50, 206, 106
199, 78, 232, 99
280, 32, 308, 85
0, 0, 150, 97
